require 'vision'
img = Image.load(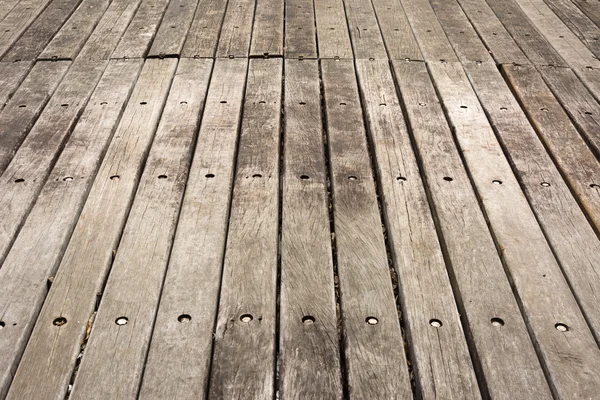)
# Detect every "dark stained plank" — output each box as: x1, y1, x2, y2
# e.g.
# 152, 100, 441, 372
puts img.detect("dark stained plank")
208, 58, 281, 399
342, 0, 388, 59
109, 0, 169, 60
249, 0, 284, 57
0, 0, 54, 57
180, 0, 227, 58
279, 59, 343, 399
0, 59, 142, 399
284, 0, 317, 59
5, 58, 177, 400
75, 0, 143, 61
393, 59, 551, 399
68, 58, 212, 400
323, 58, 414, 399
147, 0, 200, 58
214, 0, 255, 58
314, 0, 353, 59
371, 0, 423, 61
38, 0, 110, 60
0, 60, 69, 177
138, 58, 248, 399
2, 0, 83, 61
0, 60, 32, 112
543, 0, 600, 57
354, 59, 480, 399
428, 59, 600, 399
